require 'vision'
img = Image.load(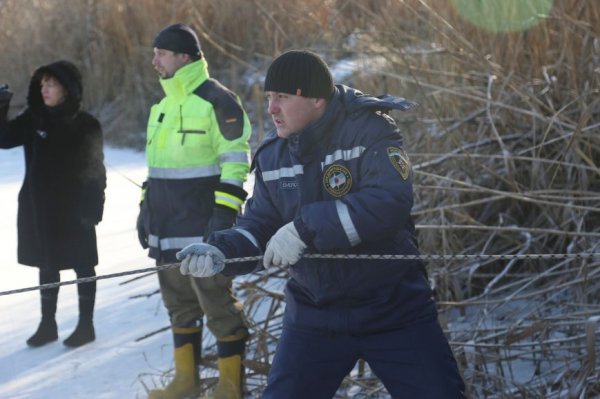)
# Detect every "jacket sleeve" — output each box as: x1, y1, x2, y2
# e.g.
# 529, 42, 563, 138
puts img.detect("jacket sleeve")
77, 116, 107, 224
208, 162, 282, 276
295, 123, 415, 252
207, 84, 251, 214
0, 109, 32, 149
